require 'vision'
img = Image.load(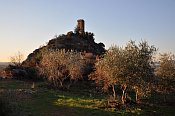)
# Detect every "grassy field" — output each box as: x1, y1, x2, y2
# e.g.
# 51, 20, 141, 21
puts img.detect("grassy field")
0, 79, 175, 116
